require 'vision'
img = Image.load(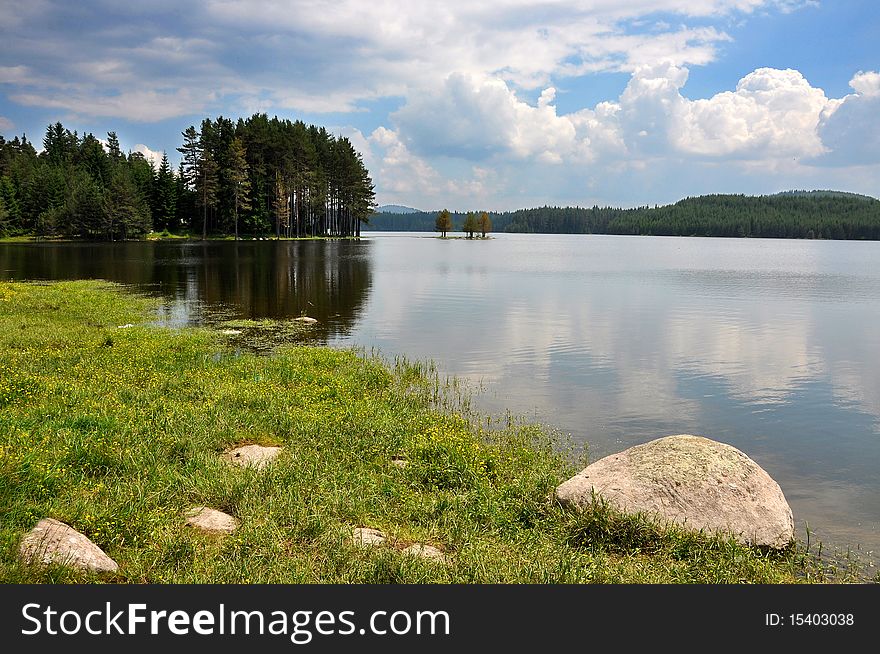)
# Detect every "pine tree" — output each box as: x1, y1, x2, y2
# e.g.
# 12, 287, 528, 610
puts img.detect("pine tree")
153, 152, 176, 232
228, 137, 250, 239
435, 209, 453, 237
273, 170, 289, 239
462, 211, 478, 239
105, 131, 122, 163
176, 126, 200, 192
195, 148, 218, 239
479, 211, 492, 238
